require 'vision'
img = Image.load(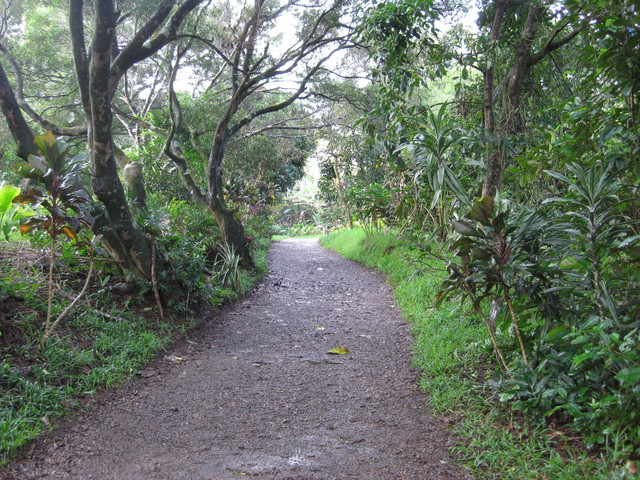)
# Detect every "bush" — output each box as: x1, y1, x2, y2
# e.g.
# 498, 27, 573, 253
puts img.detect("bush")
439, 163, 640, 462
